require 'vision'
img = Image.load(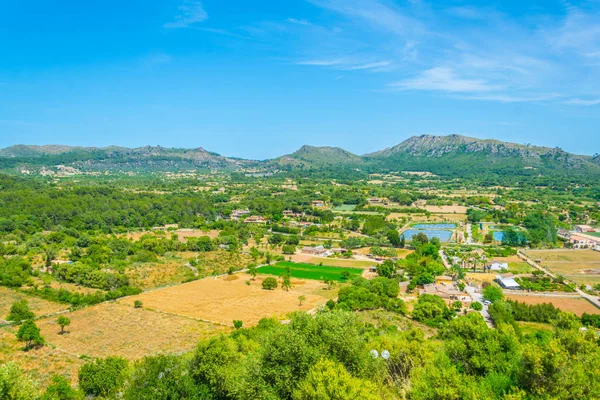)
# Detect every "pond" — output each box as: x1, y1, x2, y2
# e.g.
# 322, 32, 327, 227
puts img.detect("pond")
402, 229, 453, 243
411, 223, 457, 229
